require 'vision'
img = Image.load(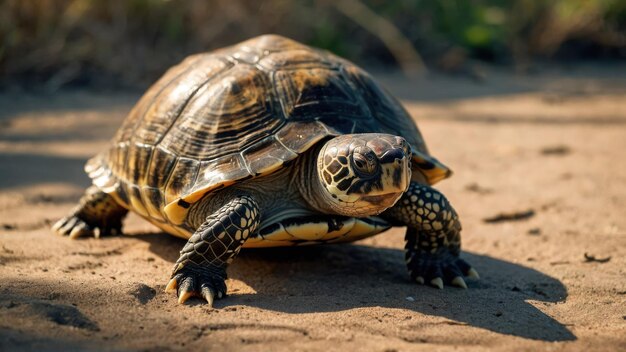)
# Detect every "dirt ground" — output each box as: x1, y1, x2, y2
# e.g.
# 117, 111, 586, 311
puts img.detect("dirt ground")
1, 64, 625, 351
